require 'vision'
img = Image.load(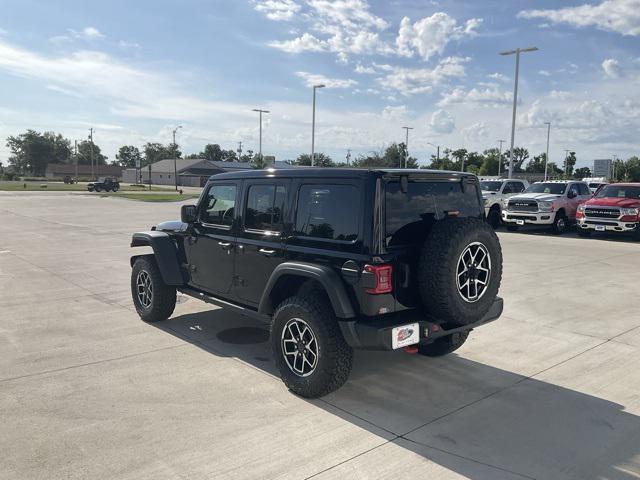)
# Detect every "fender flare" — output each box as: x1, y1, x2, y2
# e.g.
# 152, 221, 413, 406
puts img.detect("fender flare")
130, 231, 185, 285
258, 262, 356, 318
